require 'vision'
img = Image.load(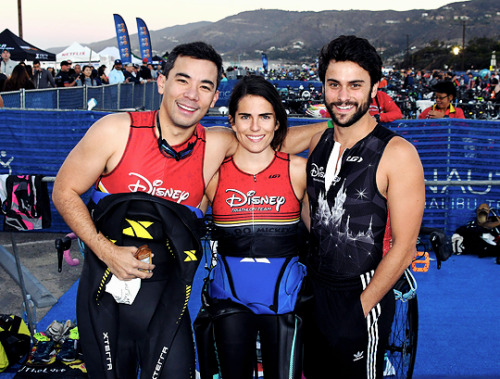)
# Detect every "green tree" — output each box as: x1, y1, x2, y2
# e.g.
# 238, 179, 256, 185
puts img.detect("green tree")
396, 37, 500, 71
464, 37, 500, 70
